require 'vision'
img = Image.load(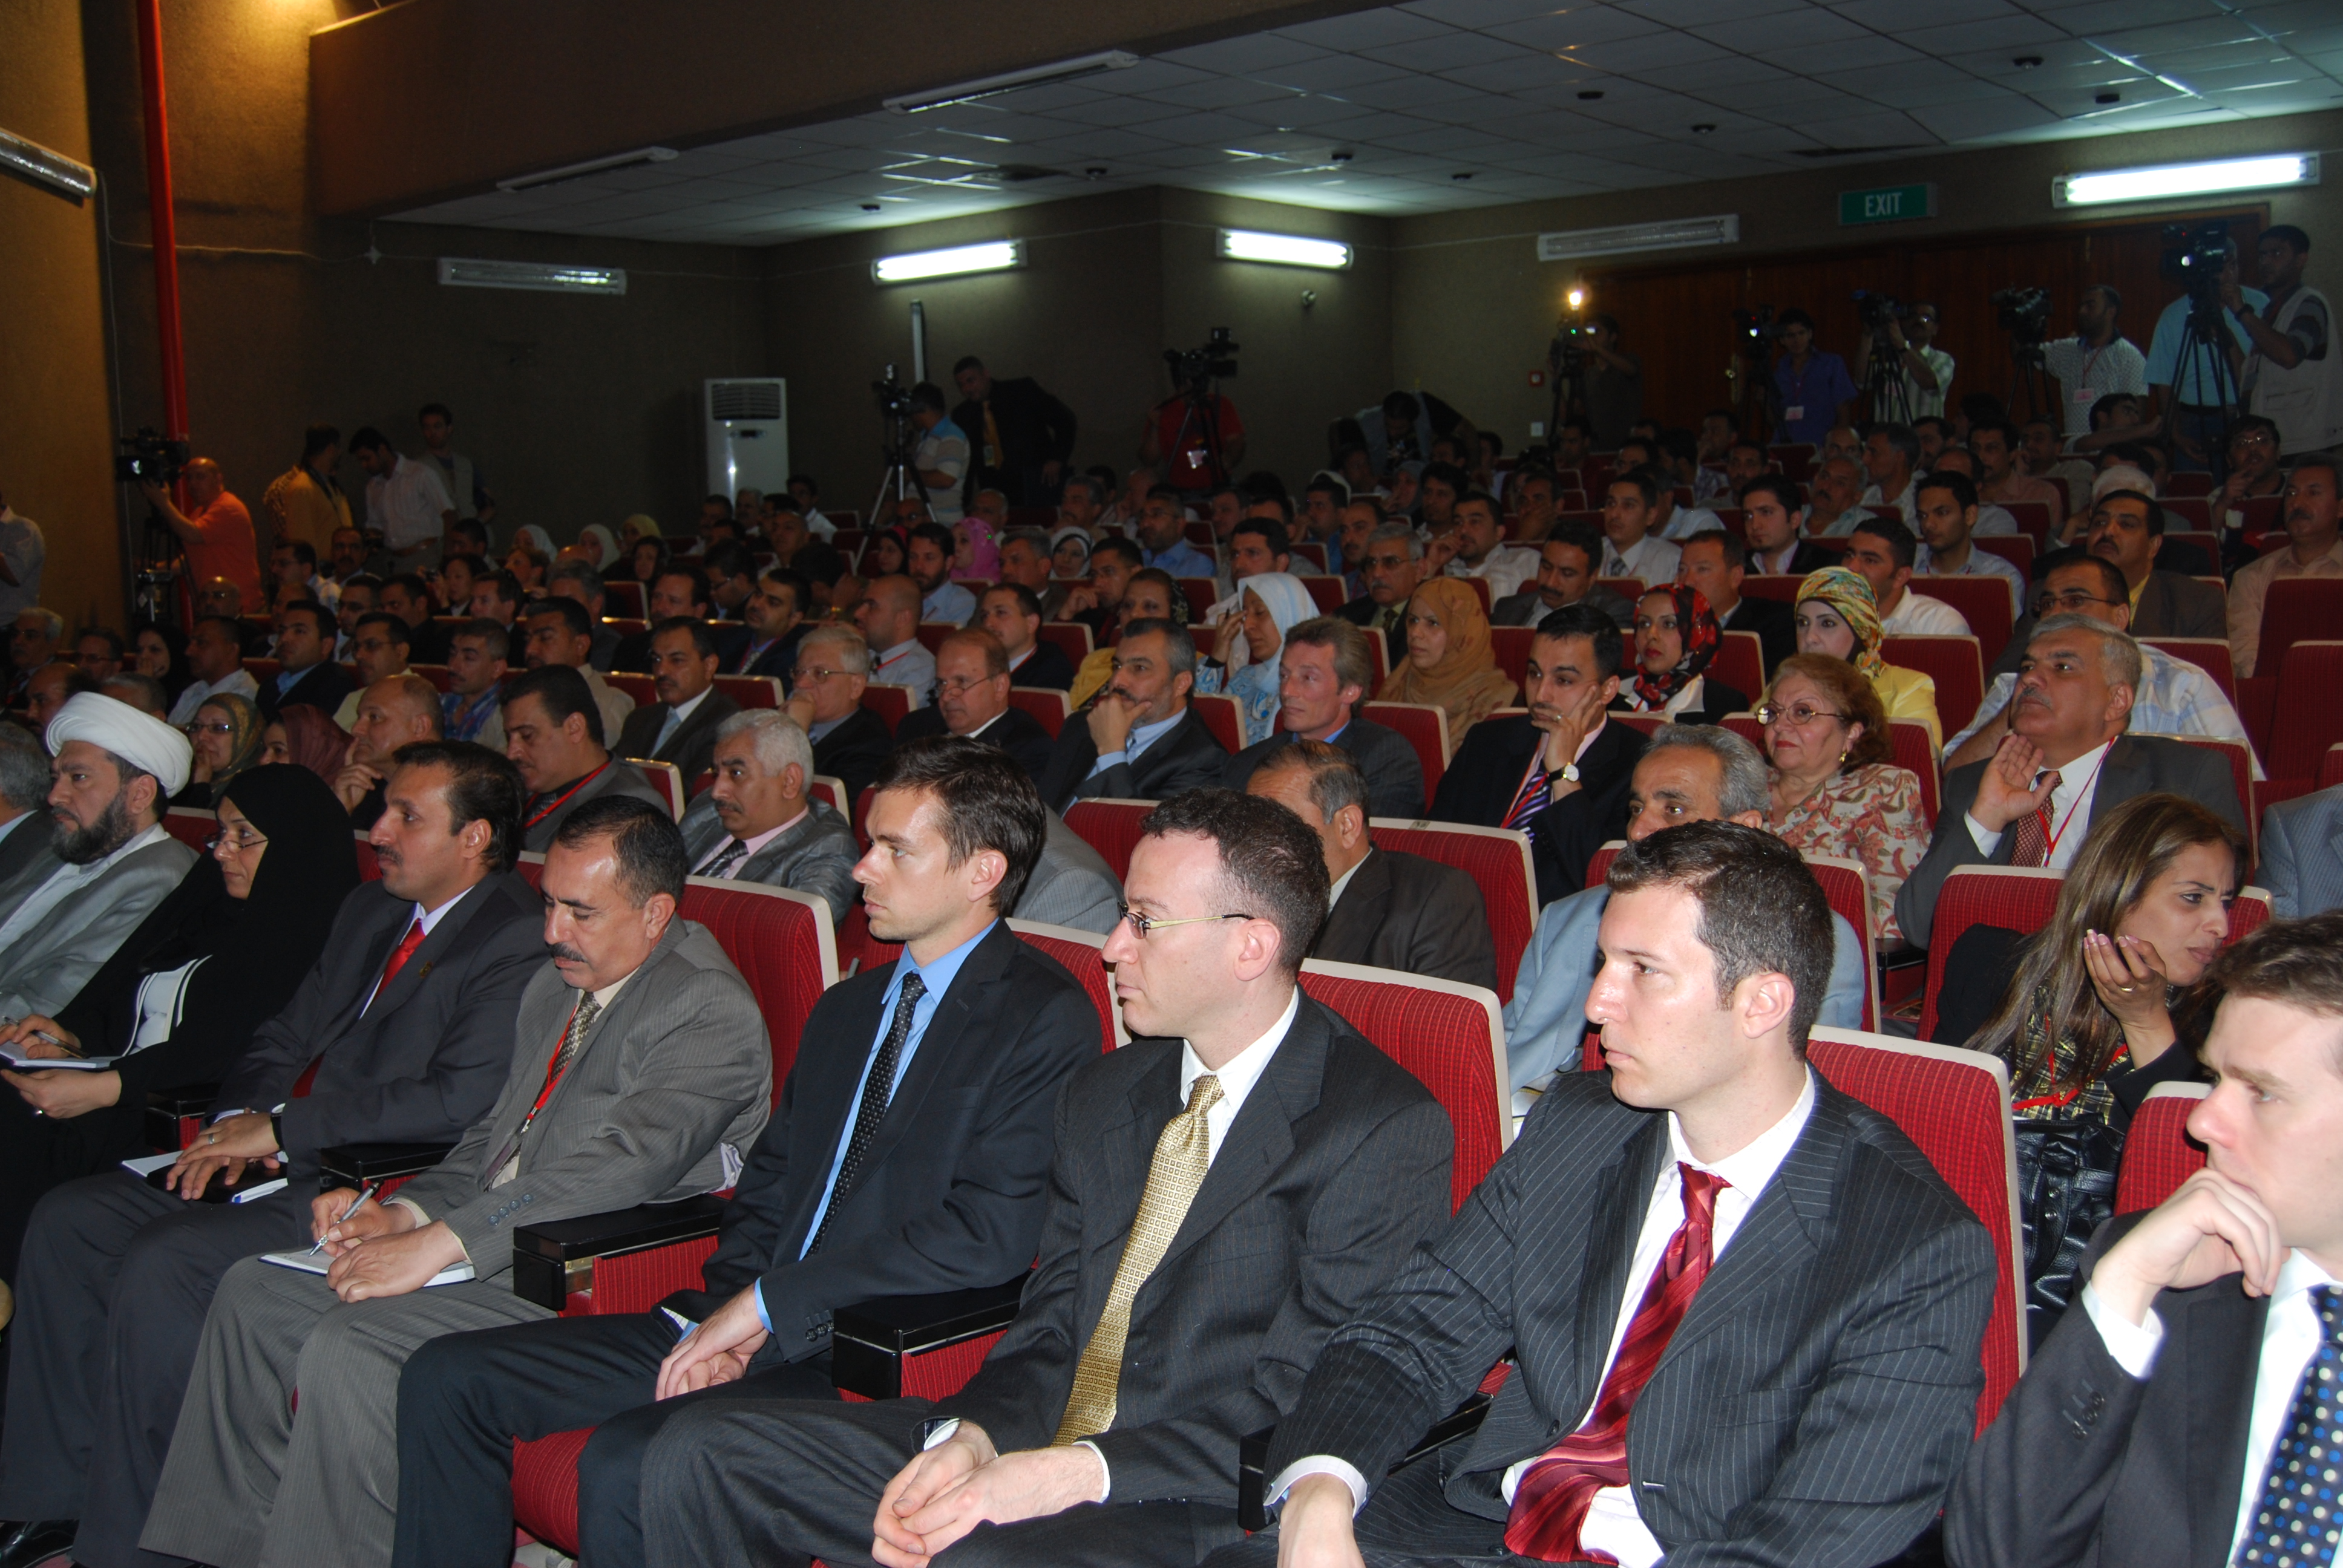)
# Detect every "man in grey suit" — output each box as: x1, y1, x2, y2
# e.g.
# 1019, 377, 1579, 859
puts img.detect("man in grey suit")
0, 741, 545, 1568
2257, 781, 2343, 918
0, 720, 59, 904
140, 797, 773, 1568
1247, 740, 1495, 991
614, 618, 742, 787
1222, 617, 1426, 818
1490, 524, 1637, 633
500, 664, 668, 852
1011, 812, 1121, 935
1240, 823, 1996, 1568
678, 708, 859, 920
1893, 614, 2244, 948
1035, 621, 1230, 812
0, 694, 197, 1020
637, 789, 1454, 1567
